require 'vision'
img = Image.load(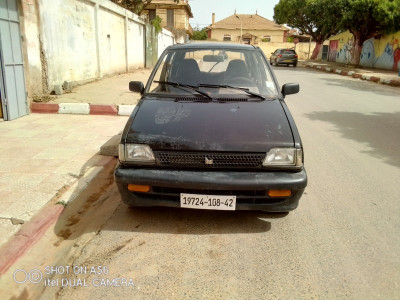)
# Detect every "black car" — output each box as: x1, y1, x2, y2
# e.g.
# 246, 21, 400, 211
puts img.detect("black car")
115, 43, 307, 212
270, 49, 298, 67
